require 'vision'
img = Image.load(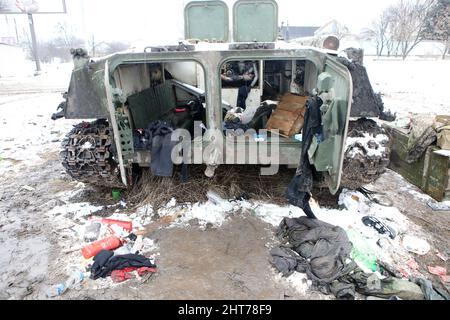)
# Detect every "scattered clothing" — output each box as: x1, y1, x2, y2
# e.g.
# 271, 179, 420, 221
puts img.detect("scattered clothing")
269, 247, 305, 277
111, 267, 135, 283
285, 96, 323, 219
148, 121, 177, 177
272, 217, 426, 300
90, 250, 114, 279
427, 266, 448, 282
237, 86, 251, 109
111, 266, 157, 283
406, 127, 437, 163
413, 278, 448, 300
133, 121, 177, 177
90, 250, 157, 280
276, 217, 354, 283
359, 275, 424, 300
405, 115, 438, 163
224, 118, 250, 132
246, 102, 275, 128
